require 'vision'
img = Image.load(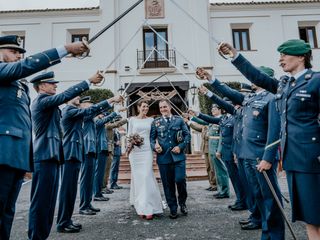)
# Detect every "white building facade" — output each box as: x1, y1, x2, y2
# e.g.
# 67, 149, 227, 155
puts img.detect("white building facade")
1, 0, 319, 151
